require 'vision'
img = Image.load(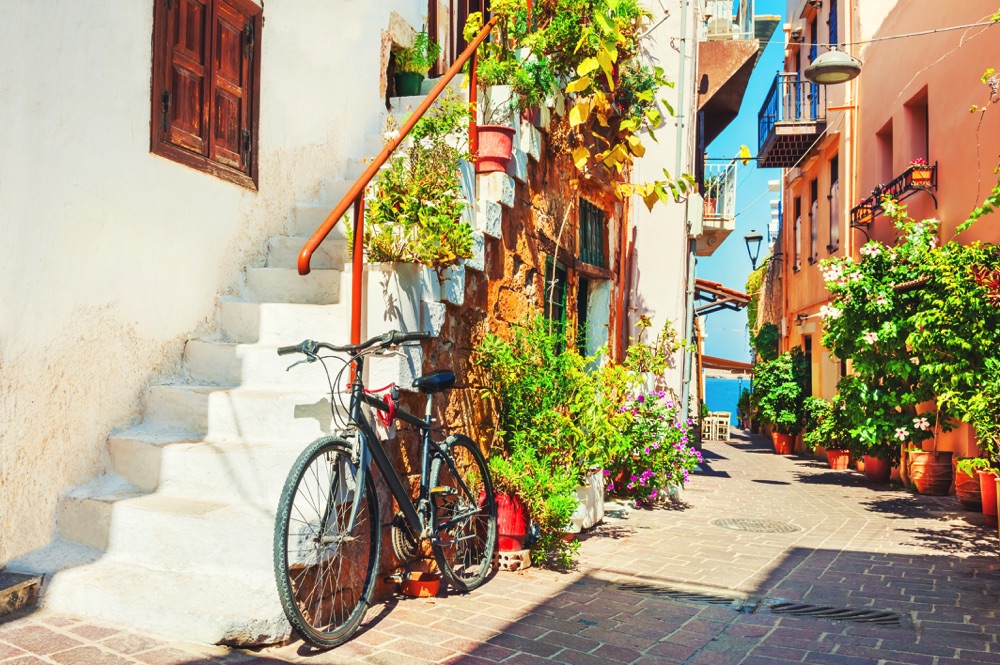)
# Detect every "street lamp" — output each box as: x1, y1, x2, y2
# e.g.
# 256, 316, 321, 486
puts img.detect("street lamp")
804, 49, 862, 85
744, 230, 764, 270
